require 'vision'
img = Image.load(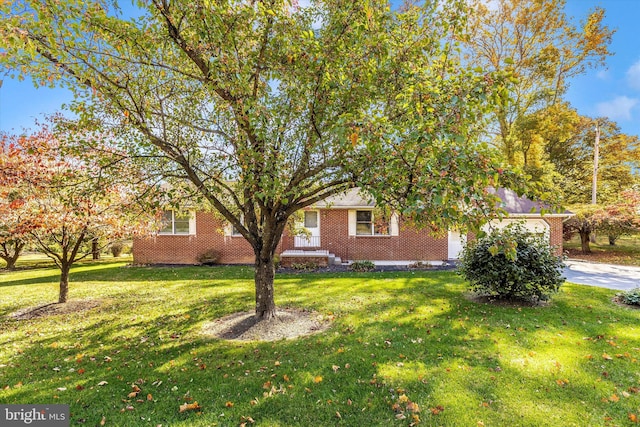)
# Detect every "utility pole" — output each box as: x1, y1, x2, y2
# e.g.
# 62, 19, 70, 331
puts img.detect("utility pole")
592, 122, 600, 205
590, 121, 600, 243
